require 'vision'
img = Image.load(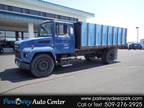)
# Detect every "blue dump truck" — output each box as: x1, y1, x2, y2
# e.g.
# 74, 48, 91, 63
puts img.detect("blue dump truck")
15, 20, 127, 77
